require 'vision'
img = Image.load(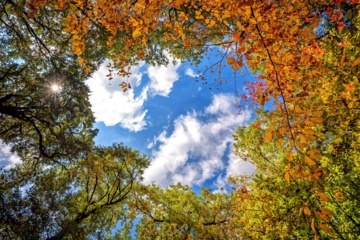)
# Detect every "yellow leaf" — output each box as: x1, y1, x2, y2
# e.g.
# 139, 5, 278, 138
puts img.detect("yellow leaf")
78, 58, 85, 65
289, 139, 295, 147
286, 151, 293, 161
304, 156, 316, 167
132, 28, 142, 38
311, 218, 315, 232
208, 19, 216, 27
304, 207, 311, 216
227, 57, 236, 65
284, 171, 290, 183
